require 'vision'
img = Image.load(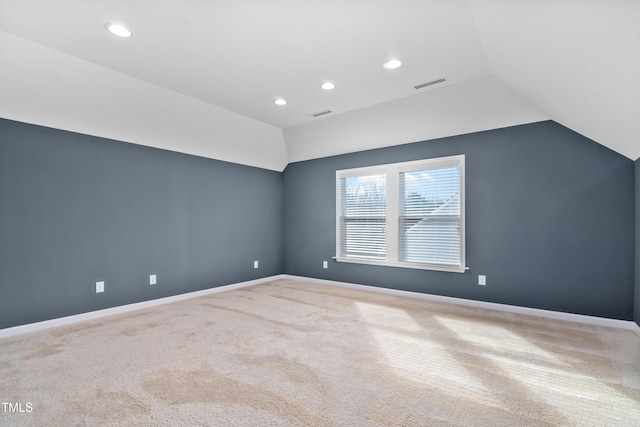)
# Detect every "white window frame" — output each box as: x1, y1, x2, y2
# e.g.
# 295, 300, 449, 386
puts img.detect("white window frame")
335, 154, 466, 273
